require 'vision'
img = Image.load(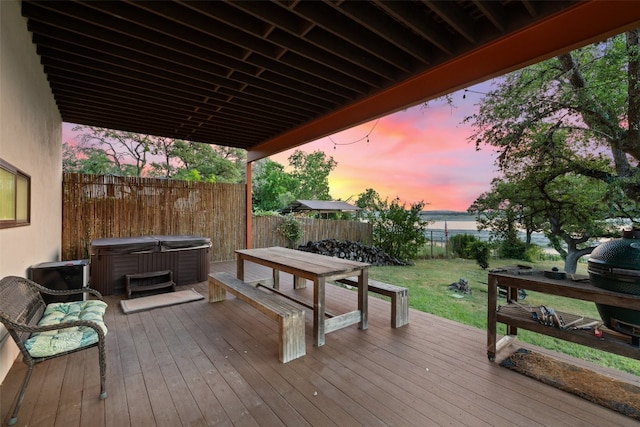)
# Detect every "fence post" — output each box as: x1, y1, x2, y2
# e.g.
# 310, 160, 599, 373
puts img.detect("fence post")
430, 230, 433, 258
